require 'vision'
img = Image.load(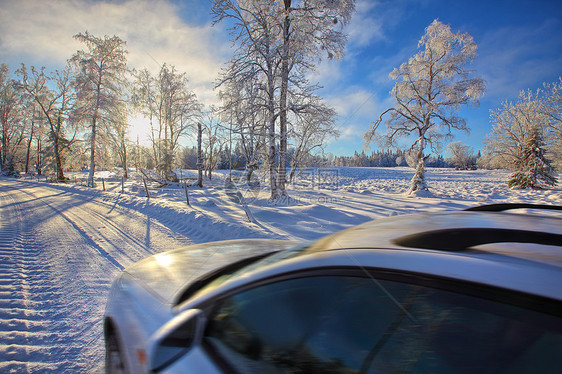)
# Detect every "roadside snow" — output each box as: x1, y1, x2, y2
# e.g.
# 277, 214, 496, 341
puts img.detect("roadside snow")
0, 166, 560, 371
